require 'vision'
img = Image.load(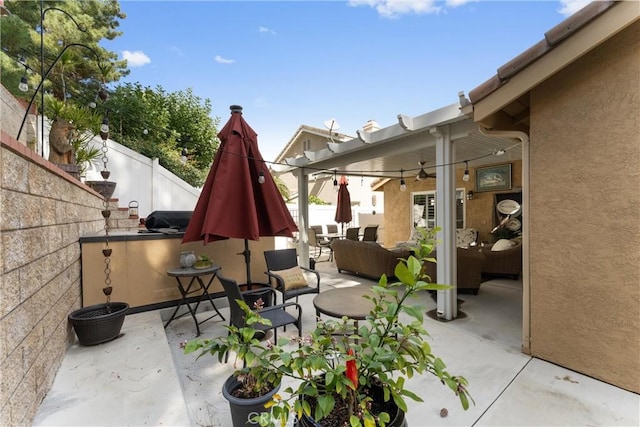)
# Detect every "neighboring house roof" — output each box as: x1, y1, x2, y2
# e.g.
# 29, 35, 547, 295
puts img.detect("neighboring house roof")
273, 124, 353, 164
